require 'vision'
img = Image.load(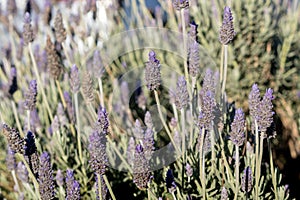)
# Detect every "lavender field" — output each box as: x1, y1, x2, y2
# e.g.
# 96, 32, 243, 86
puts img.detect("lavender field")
0, 0, 299, 199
